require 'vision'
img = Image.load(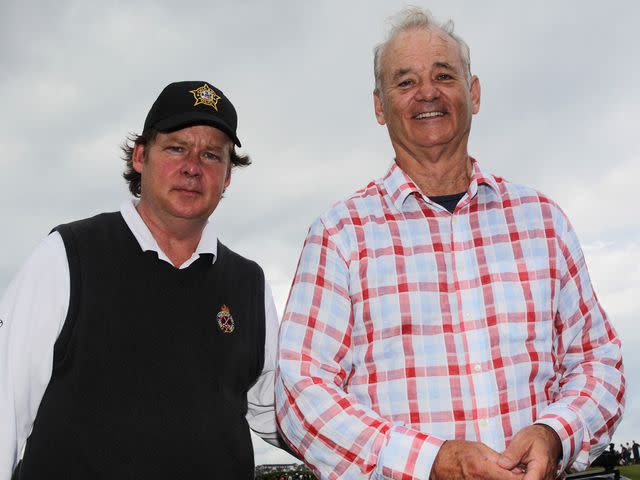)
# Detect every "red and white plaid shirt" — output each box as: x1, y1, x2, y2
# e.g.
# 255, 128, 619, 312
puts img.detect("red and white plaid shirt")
276, 160, 625, 480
